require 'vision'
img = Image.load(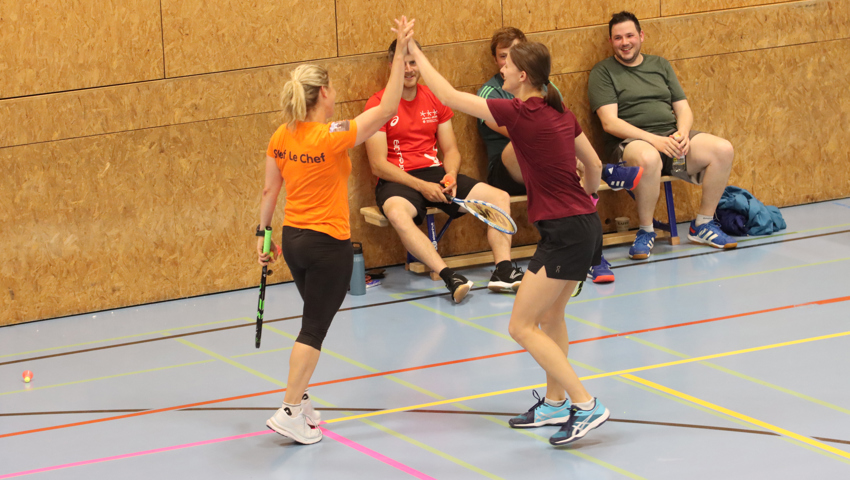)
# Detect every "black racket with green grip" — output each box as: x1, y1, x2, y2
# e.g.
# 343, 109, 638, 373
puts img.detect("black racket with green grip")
255, 227, 273, 348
